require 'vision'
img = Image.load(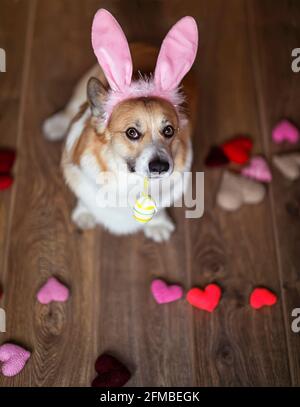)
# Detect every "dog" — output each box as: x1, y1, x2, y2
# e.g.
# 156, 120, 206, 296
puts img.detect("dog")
43, 9, 198, 242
